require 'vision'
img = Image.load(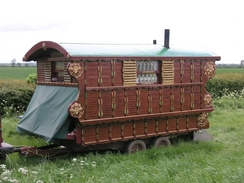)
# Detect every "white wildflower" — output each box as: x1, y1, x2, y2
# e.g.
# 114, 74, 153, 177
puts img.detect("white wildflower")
18, 167, 28, 175
8, 179, 19, 183
80, 160, 85, 166
36, 180, 44, 183
72, 158, 77, 162
31, 171, 38, 175
92, 161, 96, 167
2, 170, 11, 176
